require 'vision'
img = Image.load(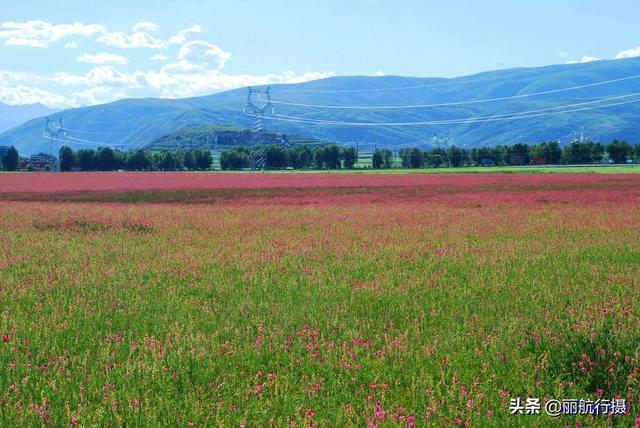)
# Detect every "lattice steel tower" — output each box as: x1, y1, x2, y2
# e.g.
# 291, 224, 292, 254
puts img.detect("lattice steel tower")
244, 87, 274, 170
